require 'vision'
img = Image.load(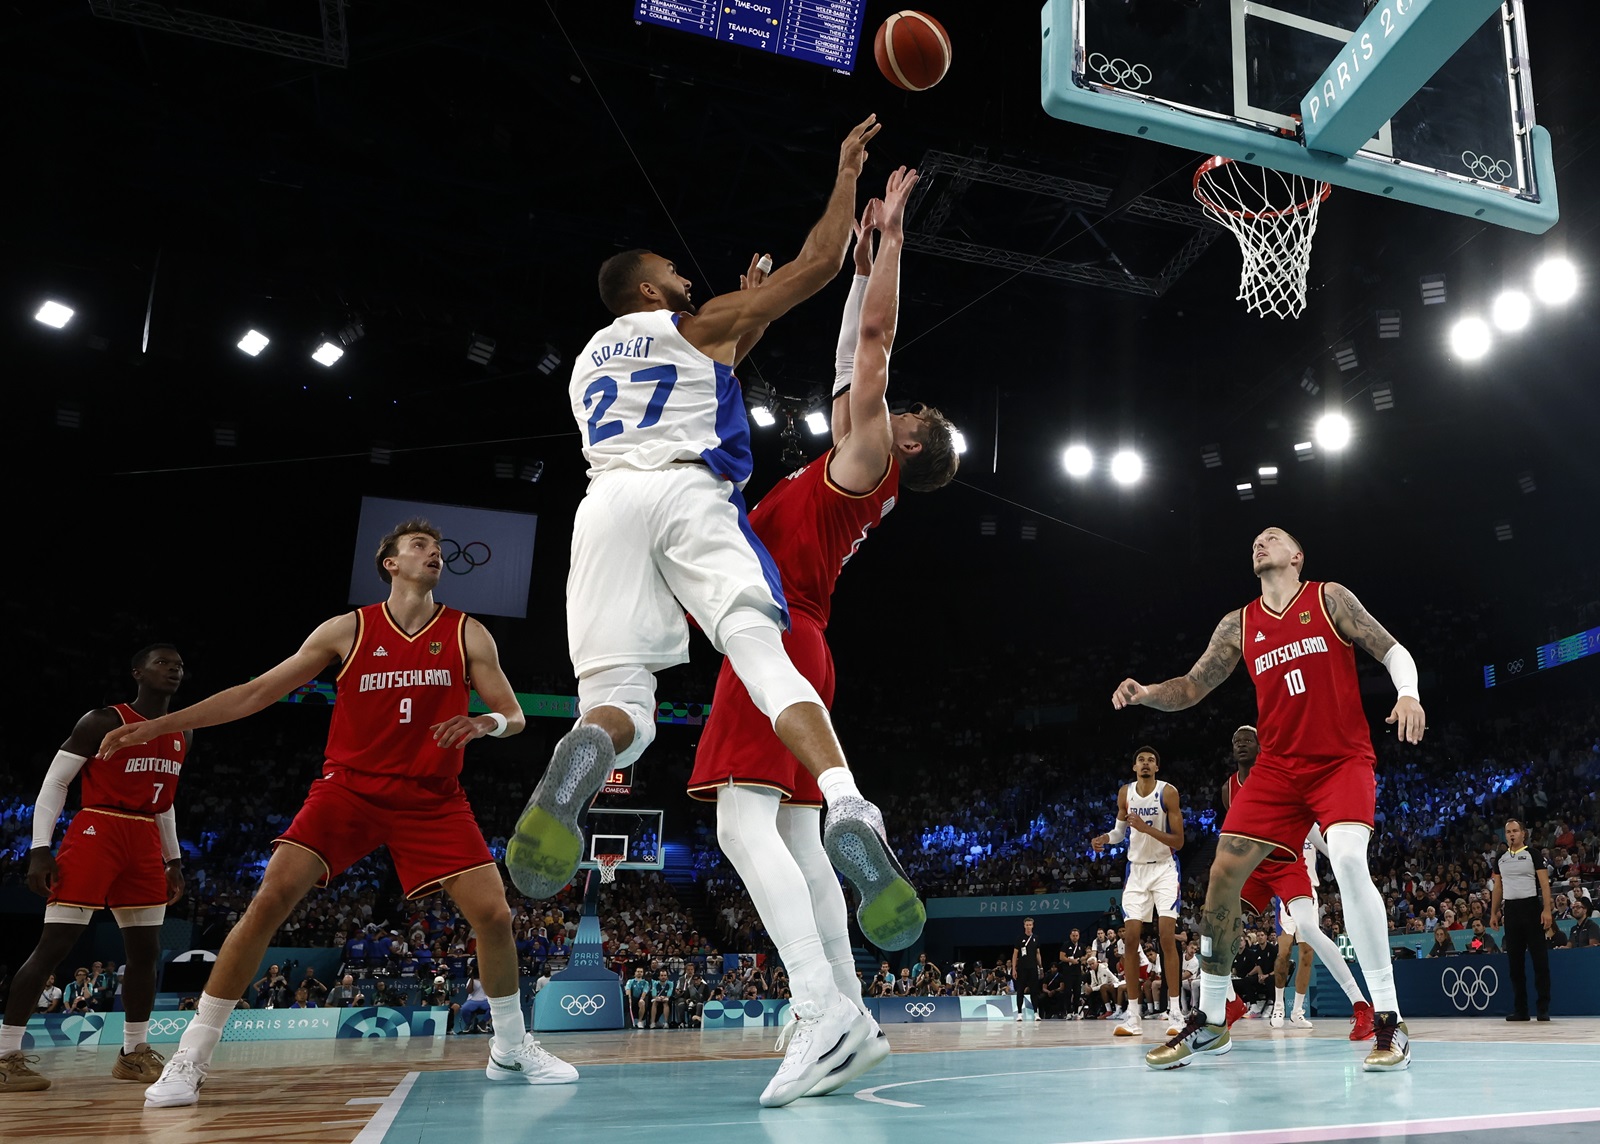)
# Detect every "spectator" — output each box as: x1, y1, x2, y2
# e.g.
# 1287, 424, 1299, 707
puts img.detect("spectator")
62, 968, 95, 1014
1082, 955, 1116, 1018
327, 974, 365, 1008
289, 987, 317, 1009
253, 964, 290, 1009
675, 968, 707, 1029
89, 962, 116, 1012
299, 967, 329, 1005
1428, 925, 1457, 957
648, 969, 674, 1030
1039, 953, 1069, 1019
420, 976, 450, 1008
1464, 920, 1500, 954
36, 974, 62, 1014
624, 967, 652, 1029
455, 976, 491, 1034
1566, 900, 1600, 948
